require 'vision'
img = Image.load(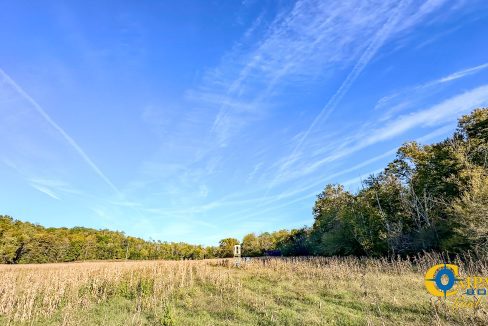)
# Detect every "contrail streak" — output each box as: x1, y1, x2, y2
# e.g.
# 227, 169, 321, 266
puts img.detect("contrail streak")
265, 0, 410, 194
0, 68, 121, 195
